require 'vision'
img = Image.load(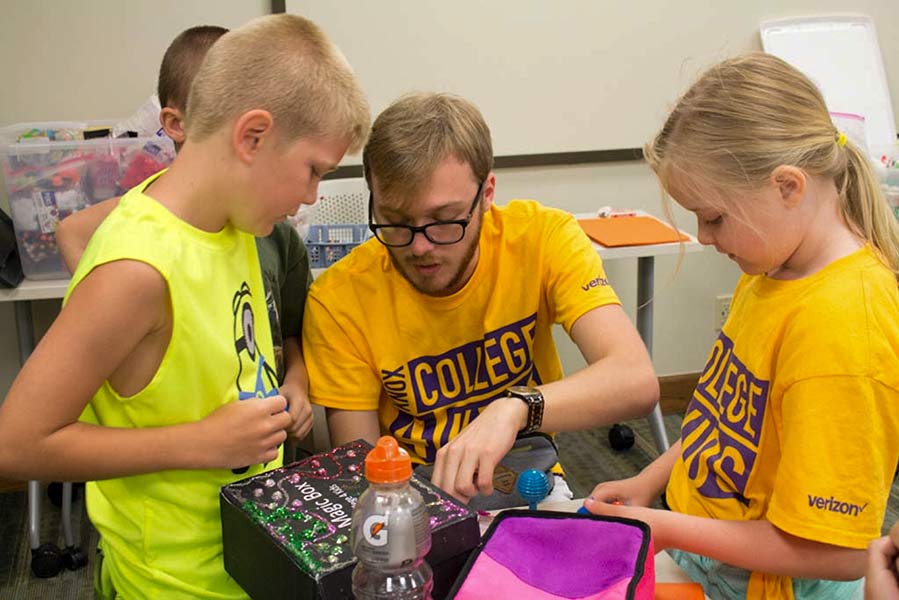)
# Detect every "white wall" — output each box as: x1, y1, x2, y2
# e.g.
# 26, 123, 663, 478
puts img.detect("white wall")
291, 0, 899, 158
